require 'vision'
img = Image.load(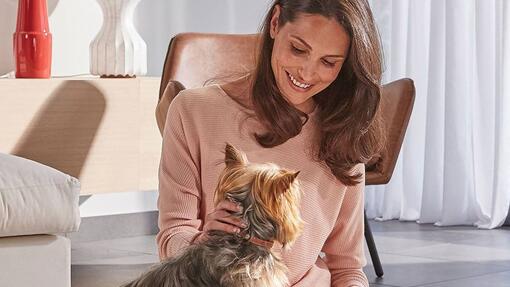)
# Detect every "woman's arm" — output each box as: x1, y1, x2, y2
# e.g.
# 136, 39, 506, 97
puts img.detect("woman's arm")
321, 163, 369, 287
156, 94, 203, 260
